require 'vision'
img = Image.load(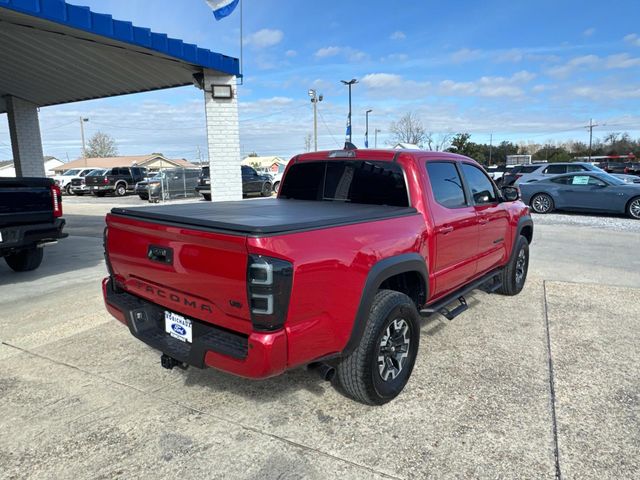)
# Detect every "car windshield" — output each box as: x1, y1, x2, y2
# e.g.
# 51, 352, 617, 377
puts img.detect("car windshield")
62, 169, 81, 176
595, 172, 626, 185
